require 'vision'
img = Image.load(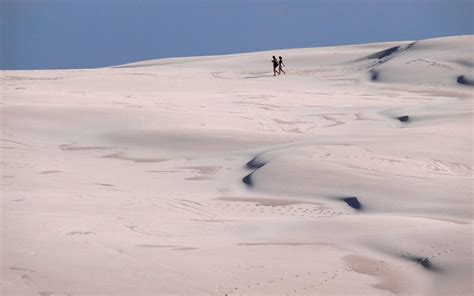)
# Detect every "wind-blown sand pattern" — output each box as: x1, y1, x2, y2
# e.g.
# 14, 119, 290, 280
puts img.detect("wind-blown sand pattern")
1, 36, 473, 295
